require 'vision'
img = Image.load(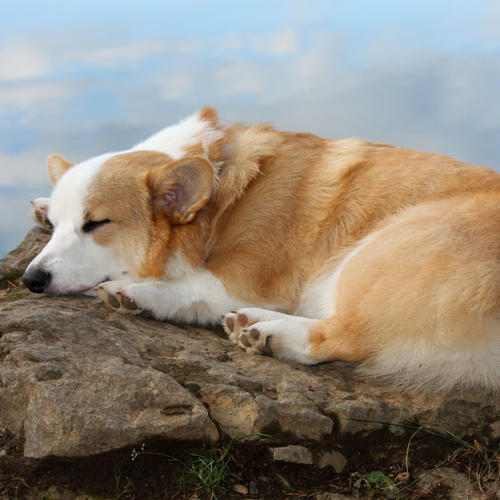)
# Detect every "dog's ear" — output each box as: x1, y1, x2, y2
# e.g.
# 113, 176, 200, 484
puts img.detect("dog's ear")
199, 106, 219, 127
47, 153, 74, 185
148, 157, 214, 225
30, 197, 53, 231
